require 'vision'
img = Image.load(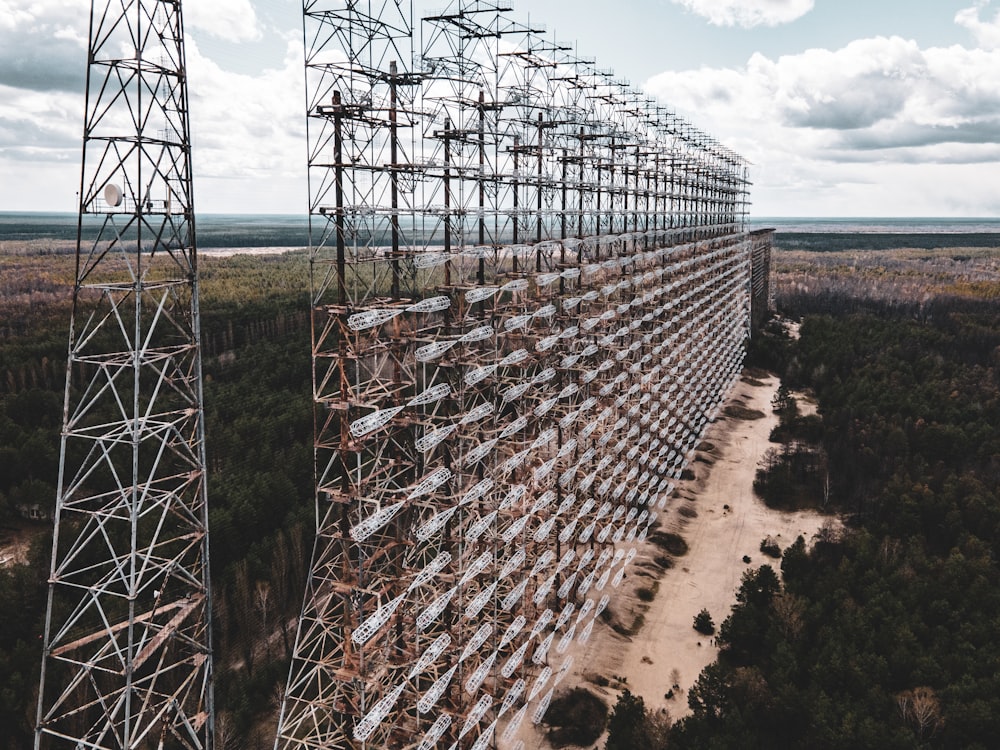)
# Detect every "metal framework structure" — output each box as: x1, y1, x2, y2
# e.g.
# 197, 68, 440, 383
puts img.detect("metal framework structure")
277, 2, 751, 749
750, 229, 774, 331
35, 2, 214, 748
